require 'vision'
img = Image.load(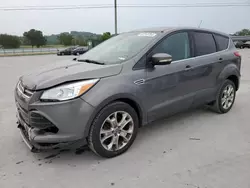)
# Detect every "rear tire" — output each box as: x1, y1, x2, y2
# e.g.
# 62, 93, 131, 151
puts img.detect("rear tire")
209, 80, 236, 114
88, 102, 139, 158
